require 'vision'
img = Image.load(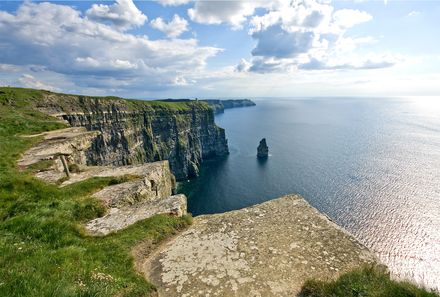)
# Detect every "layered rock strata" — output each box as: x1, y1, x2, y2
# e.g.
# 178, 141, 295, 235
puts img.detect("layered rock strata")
35, 92, 229, 180
19, 127, 187, 236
